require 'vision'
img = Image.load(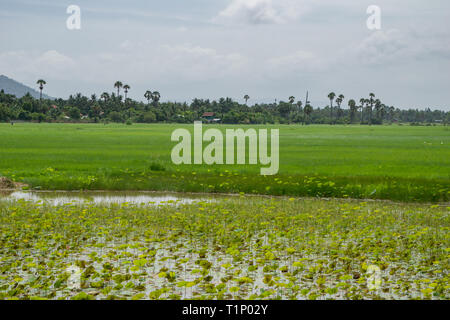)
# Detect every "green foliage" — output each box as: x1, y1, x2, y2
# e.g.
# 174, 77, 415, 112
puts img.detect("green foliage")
0, 89, 448, 124
0, 198, 447, 300
109, 111, 123, 123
